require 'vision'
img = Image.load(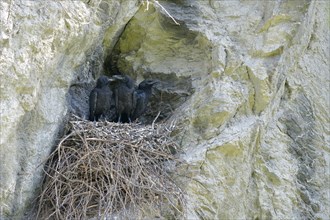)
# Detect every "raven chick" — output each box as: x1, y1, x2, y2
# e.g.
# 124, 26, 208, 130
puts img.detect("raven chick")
121, 74, 136, 89
111, 75, 137, 123
89, 75, 113, 121
132, 79, 159, 121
